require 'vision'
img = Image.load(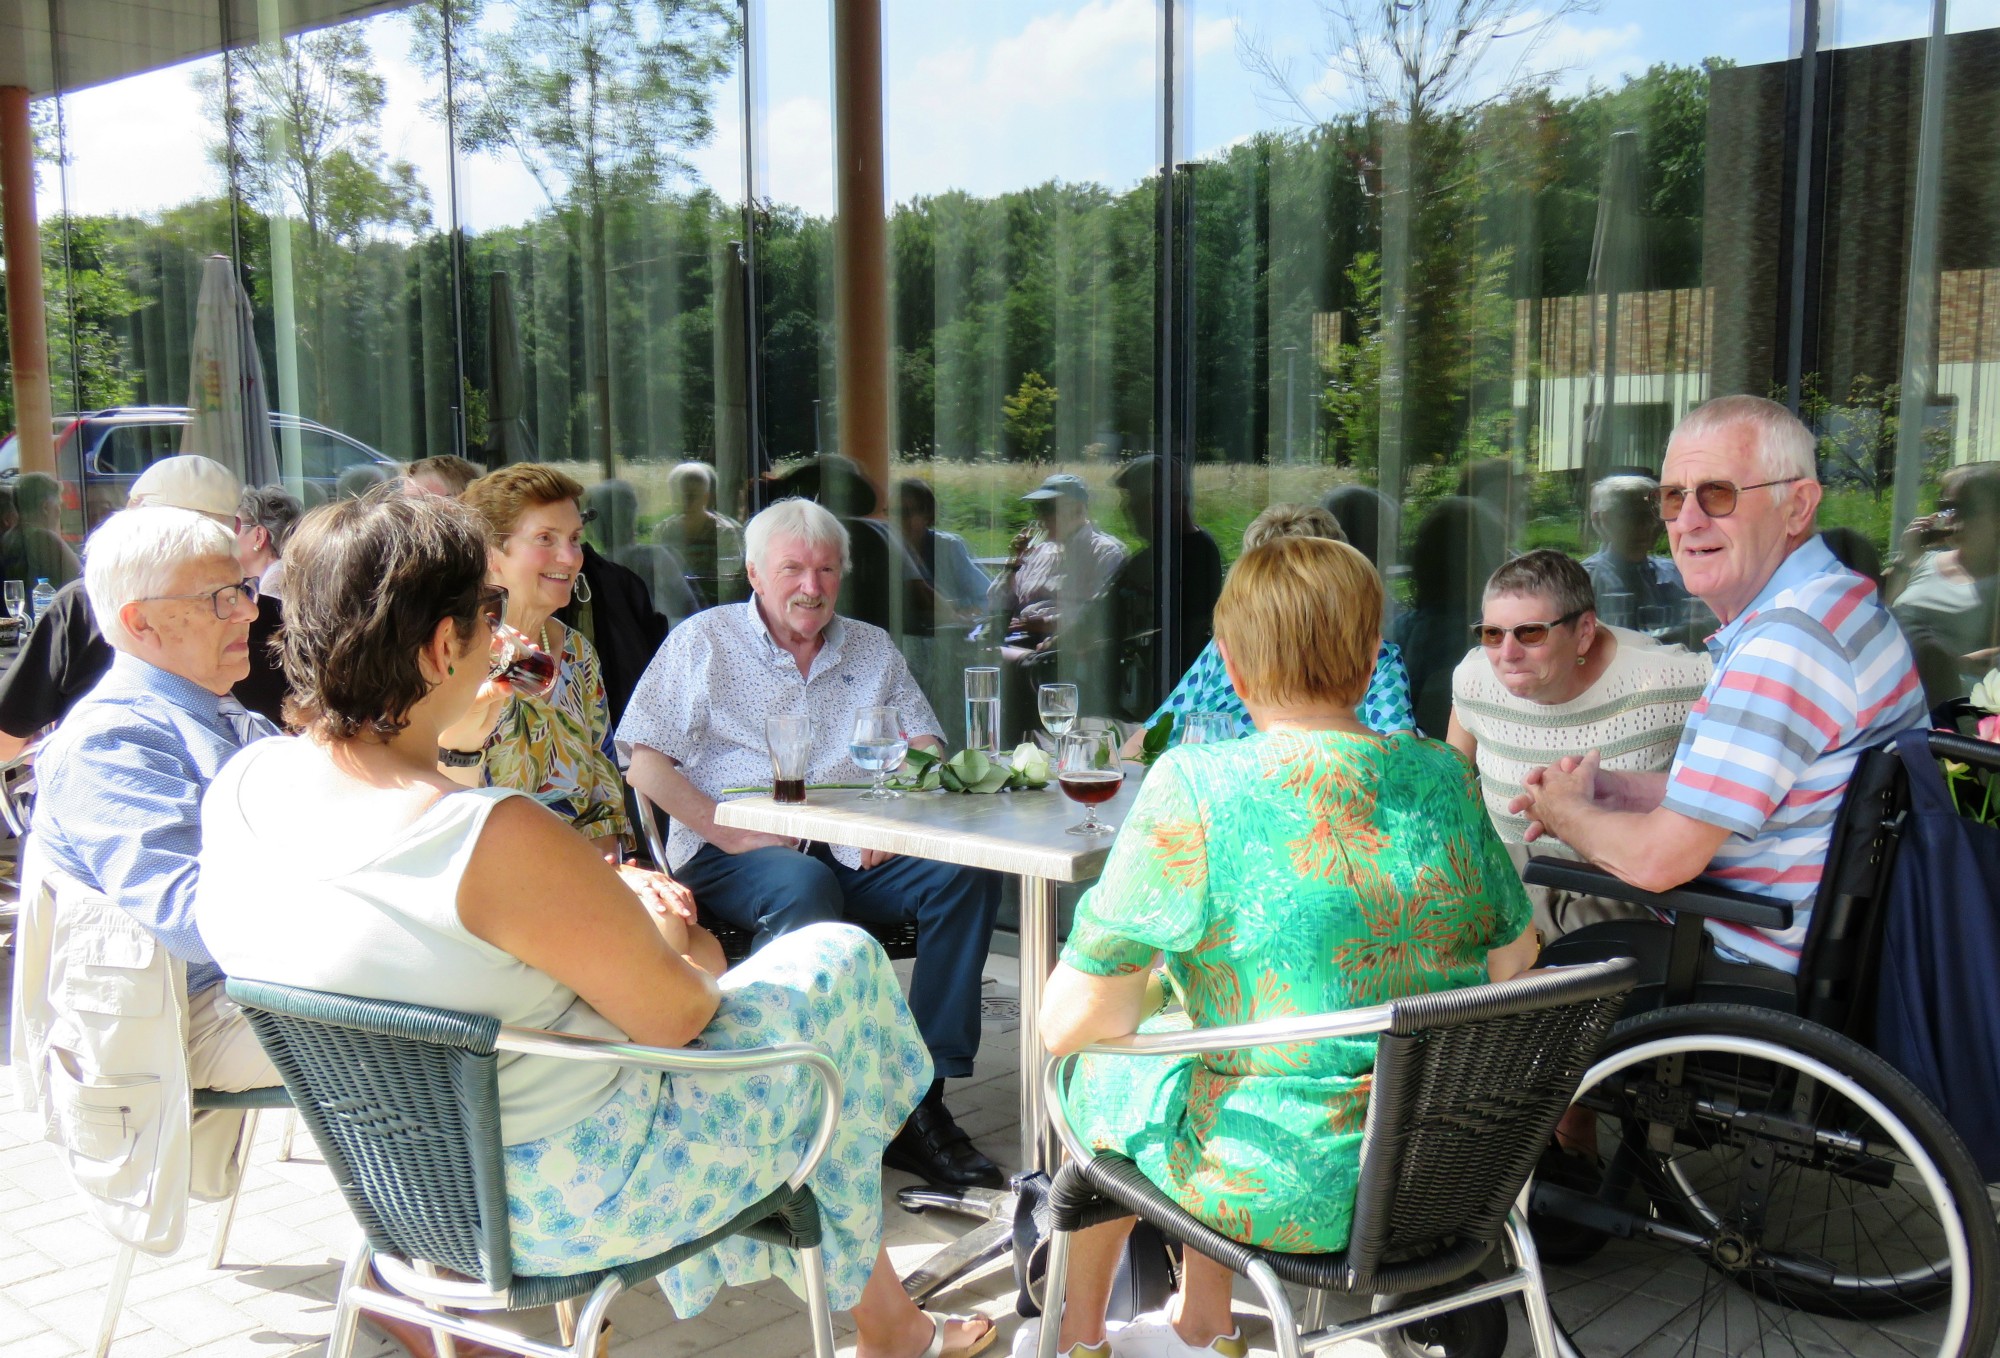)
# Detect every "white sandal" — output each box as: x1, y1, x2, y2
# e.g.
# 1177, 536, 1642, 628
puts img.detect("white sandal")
921, 1309, 998, 1358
